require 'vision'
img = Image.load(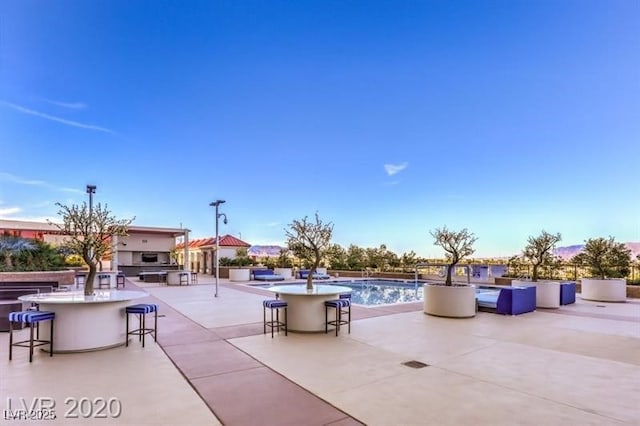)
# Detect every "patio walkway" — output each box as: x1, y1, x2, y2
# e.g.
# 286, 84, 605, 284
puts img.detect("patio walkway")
2, 275, 639, 425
